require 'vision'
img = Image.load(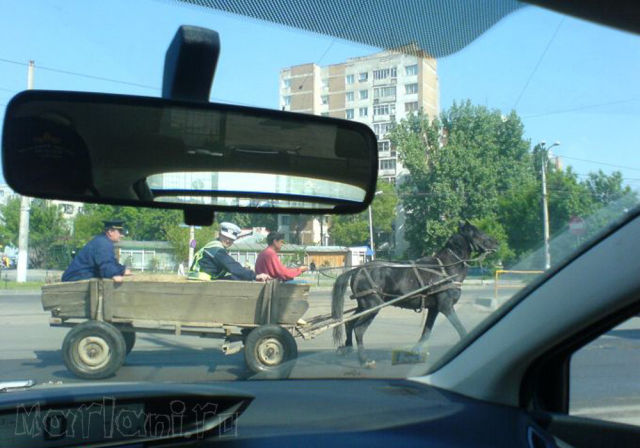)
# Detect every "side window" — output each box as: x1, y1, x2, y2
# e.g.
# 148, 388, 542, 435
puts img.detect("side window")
569, 315, 640, 426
